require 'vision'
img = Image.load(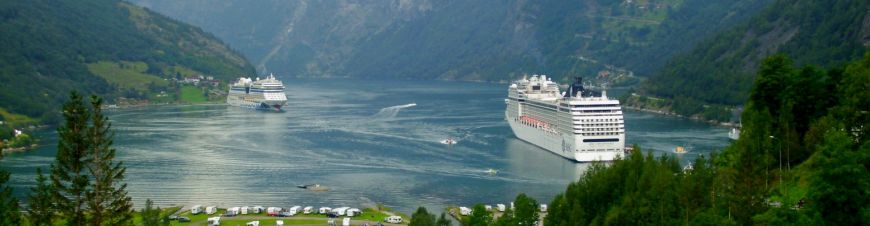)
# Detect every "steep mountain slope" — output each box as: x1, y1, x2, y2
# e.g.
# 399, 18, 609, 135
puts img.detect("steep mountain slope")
637, 0, 870, 106
0, 0, 255, 122
132, 0, 769, 82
